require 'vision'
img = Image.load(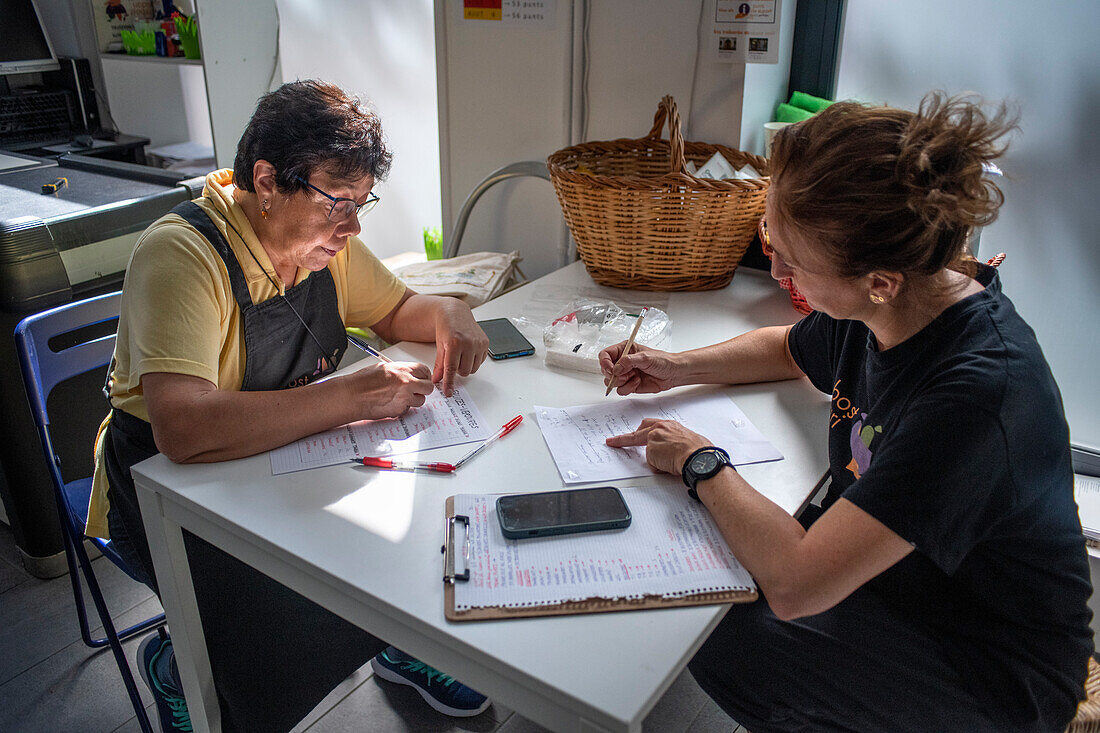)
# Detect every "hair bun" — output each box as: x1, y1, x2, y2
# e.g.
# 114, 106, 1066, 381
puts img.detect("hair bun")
896, 91, 1016, 231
